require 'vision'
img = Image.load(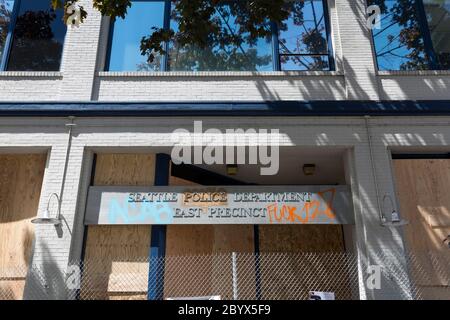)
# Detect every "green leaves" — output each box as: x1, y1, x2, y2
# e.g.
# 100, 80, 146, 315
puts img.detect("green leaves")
64, 1, 87, 25
140, 0, 290, 64
50, 0, 87, 25
92, 0, 132, 19
51, 0, 64, 9
140, 28, 174, 63
51, 0, 299, 65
